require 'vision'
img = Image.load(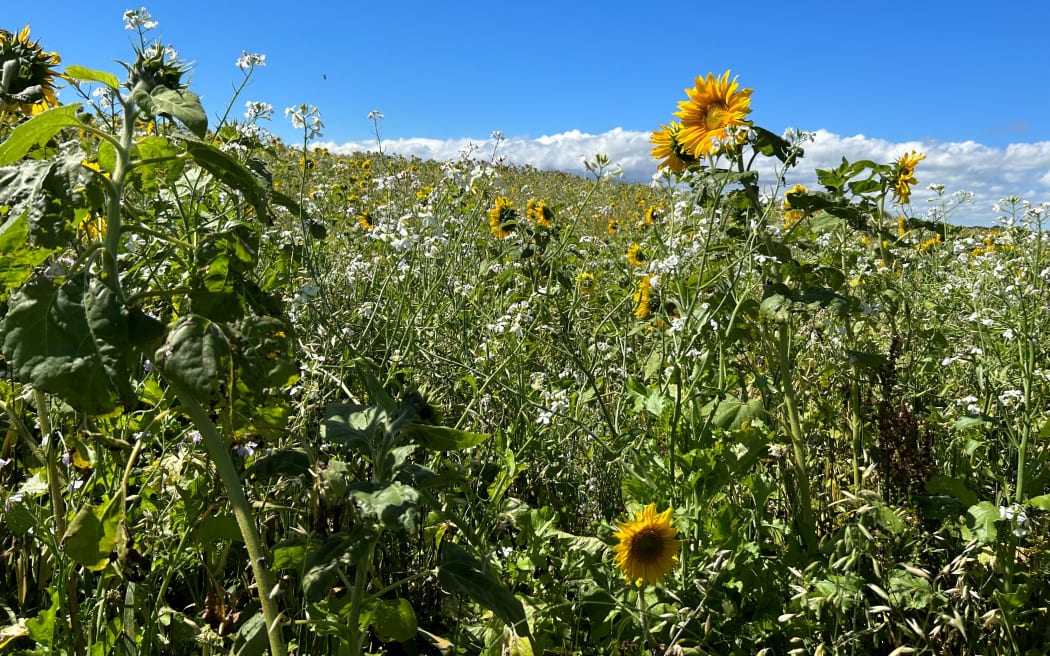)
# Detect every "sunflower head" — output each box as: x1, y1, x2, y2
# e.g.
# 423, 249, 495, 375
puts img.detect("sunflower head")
891, 150, 926, 204
612, 503, 681, 586
488, 195, 517, 239
124, 42, 191, 94
0, 24, 62, 115
673, 70, 753, 159
650, 121, 697, 172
